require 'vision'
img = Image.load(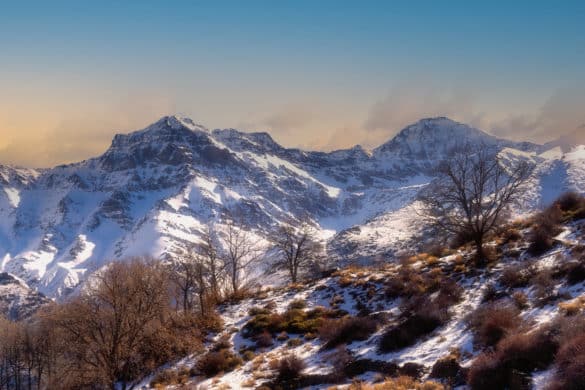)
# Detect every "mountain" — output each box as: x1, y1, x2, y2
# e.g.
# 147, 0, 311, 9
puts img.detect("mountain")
0, 115, 584, 301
